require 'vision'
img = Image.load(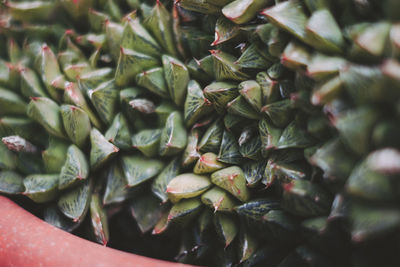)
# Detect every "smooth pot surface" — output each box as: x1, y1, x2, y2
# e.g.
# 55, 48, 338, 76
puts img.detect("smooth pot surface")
0, 195, 185, 267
